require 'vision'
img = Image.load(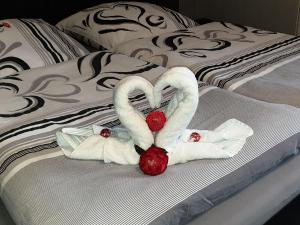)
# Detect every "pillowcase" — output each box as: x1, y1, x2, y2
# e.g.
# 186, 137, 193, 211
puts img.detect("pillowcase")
0, 19, 89, 77
56, 1, 198, 49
